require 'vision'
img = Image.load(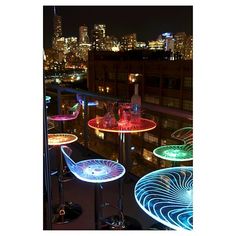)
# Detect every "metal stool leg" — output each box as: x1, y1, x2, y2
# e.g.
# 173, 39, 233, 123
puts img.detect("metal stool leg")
52, 148, 82, 224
